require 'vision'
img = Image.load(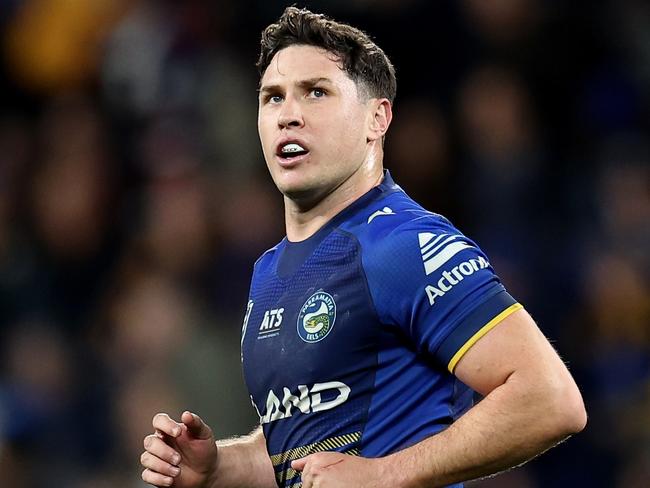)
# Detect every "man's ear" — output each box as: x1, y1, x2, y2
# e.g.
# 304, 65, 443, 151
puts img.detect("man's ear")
367, 99, 393, 142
